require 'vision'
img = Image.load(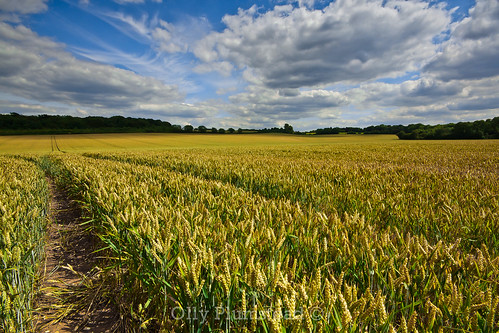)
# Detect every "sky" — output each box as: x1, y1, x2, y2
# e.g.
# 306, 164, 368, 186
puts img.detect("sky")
0, 0, 498, 130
